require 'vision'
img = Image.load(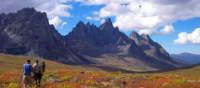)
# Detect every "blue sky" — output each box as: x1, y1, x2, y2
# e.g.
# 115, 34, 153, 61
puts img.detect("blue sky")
1, 0, 200, 54
151, 18, 200, 54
